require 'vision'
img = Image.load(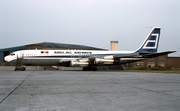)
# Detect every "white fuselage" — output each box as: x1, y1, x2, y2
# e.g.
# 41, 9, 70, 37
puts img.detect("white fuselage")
4, 50, 142, 66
